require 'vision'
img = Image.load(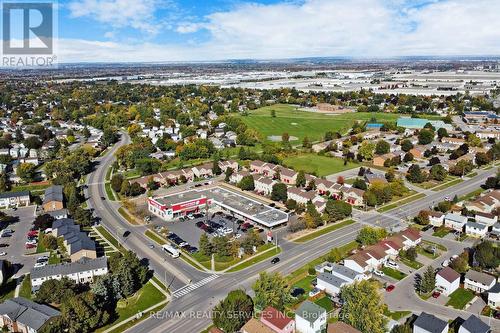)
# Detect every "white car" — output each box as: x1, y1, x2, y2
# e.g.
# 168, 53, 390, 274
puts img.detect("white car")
234, 233, 242, 239
0, 252, 6, 256
442, 259, 450, 267
373, 269, 385, 277
34, 262, 47, 268
385, 261, 400, 270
